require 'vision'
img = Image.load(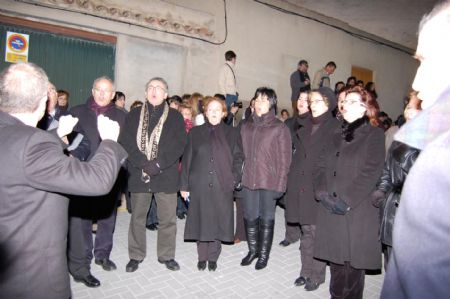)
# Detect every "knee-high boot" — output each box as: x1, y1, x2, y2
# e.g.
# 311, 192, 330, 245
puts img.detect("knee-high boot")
255, 219, 274, 270
240, 218, 259, 266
